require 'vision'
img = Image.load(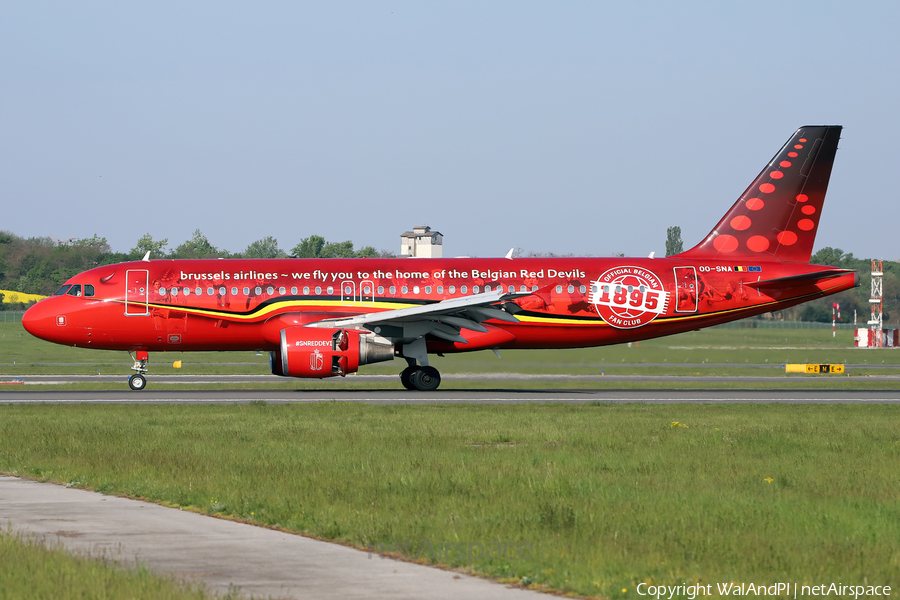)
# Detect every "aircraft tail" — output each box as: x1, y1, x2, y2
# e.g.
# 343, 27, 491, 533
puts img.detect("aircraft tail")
677, 125, 842, 263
